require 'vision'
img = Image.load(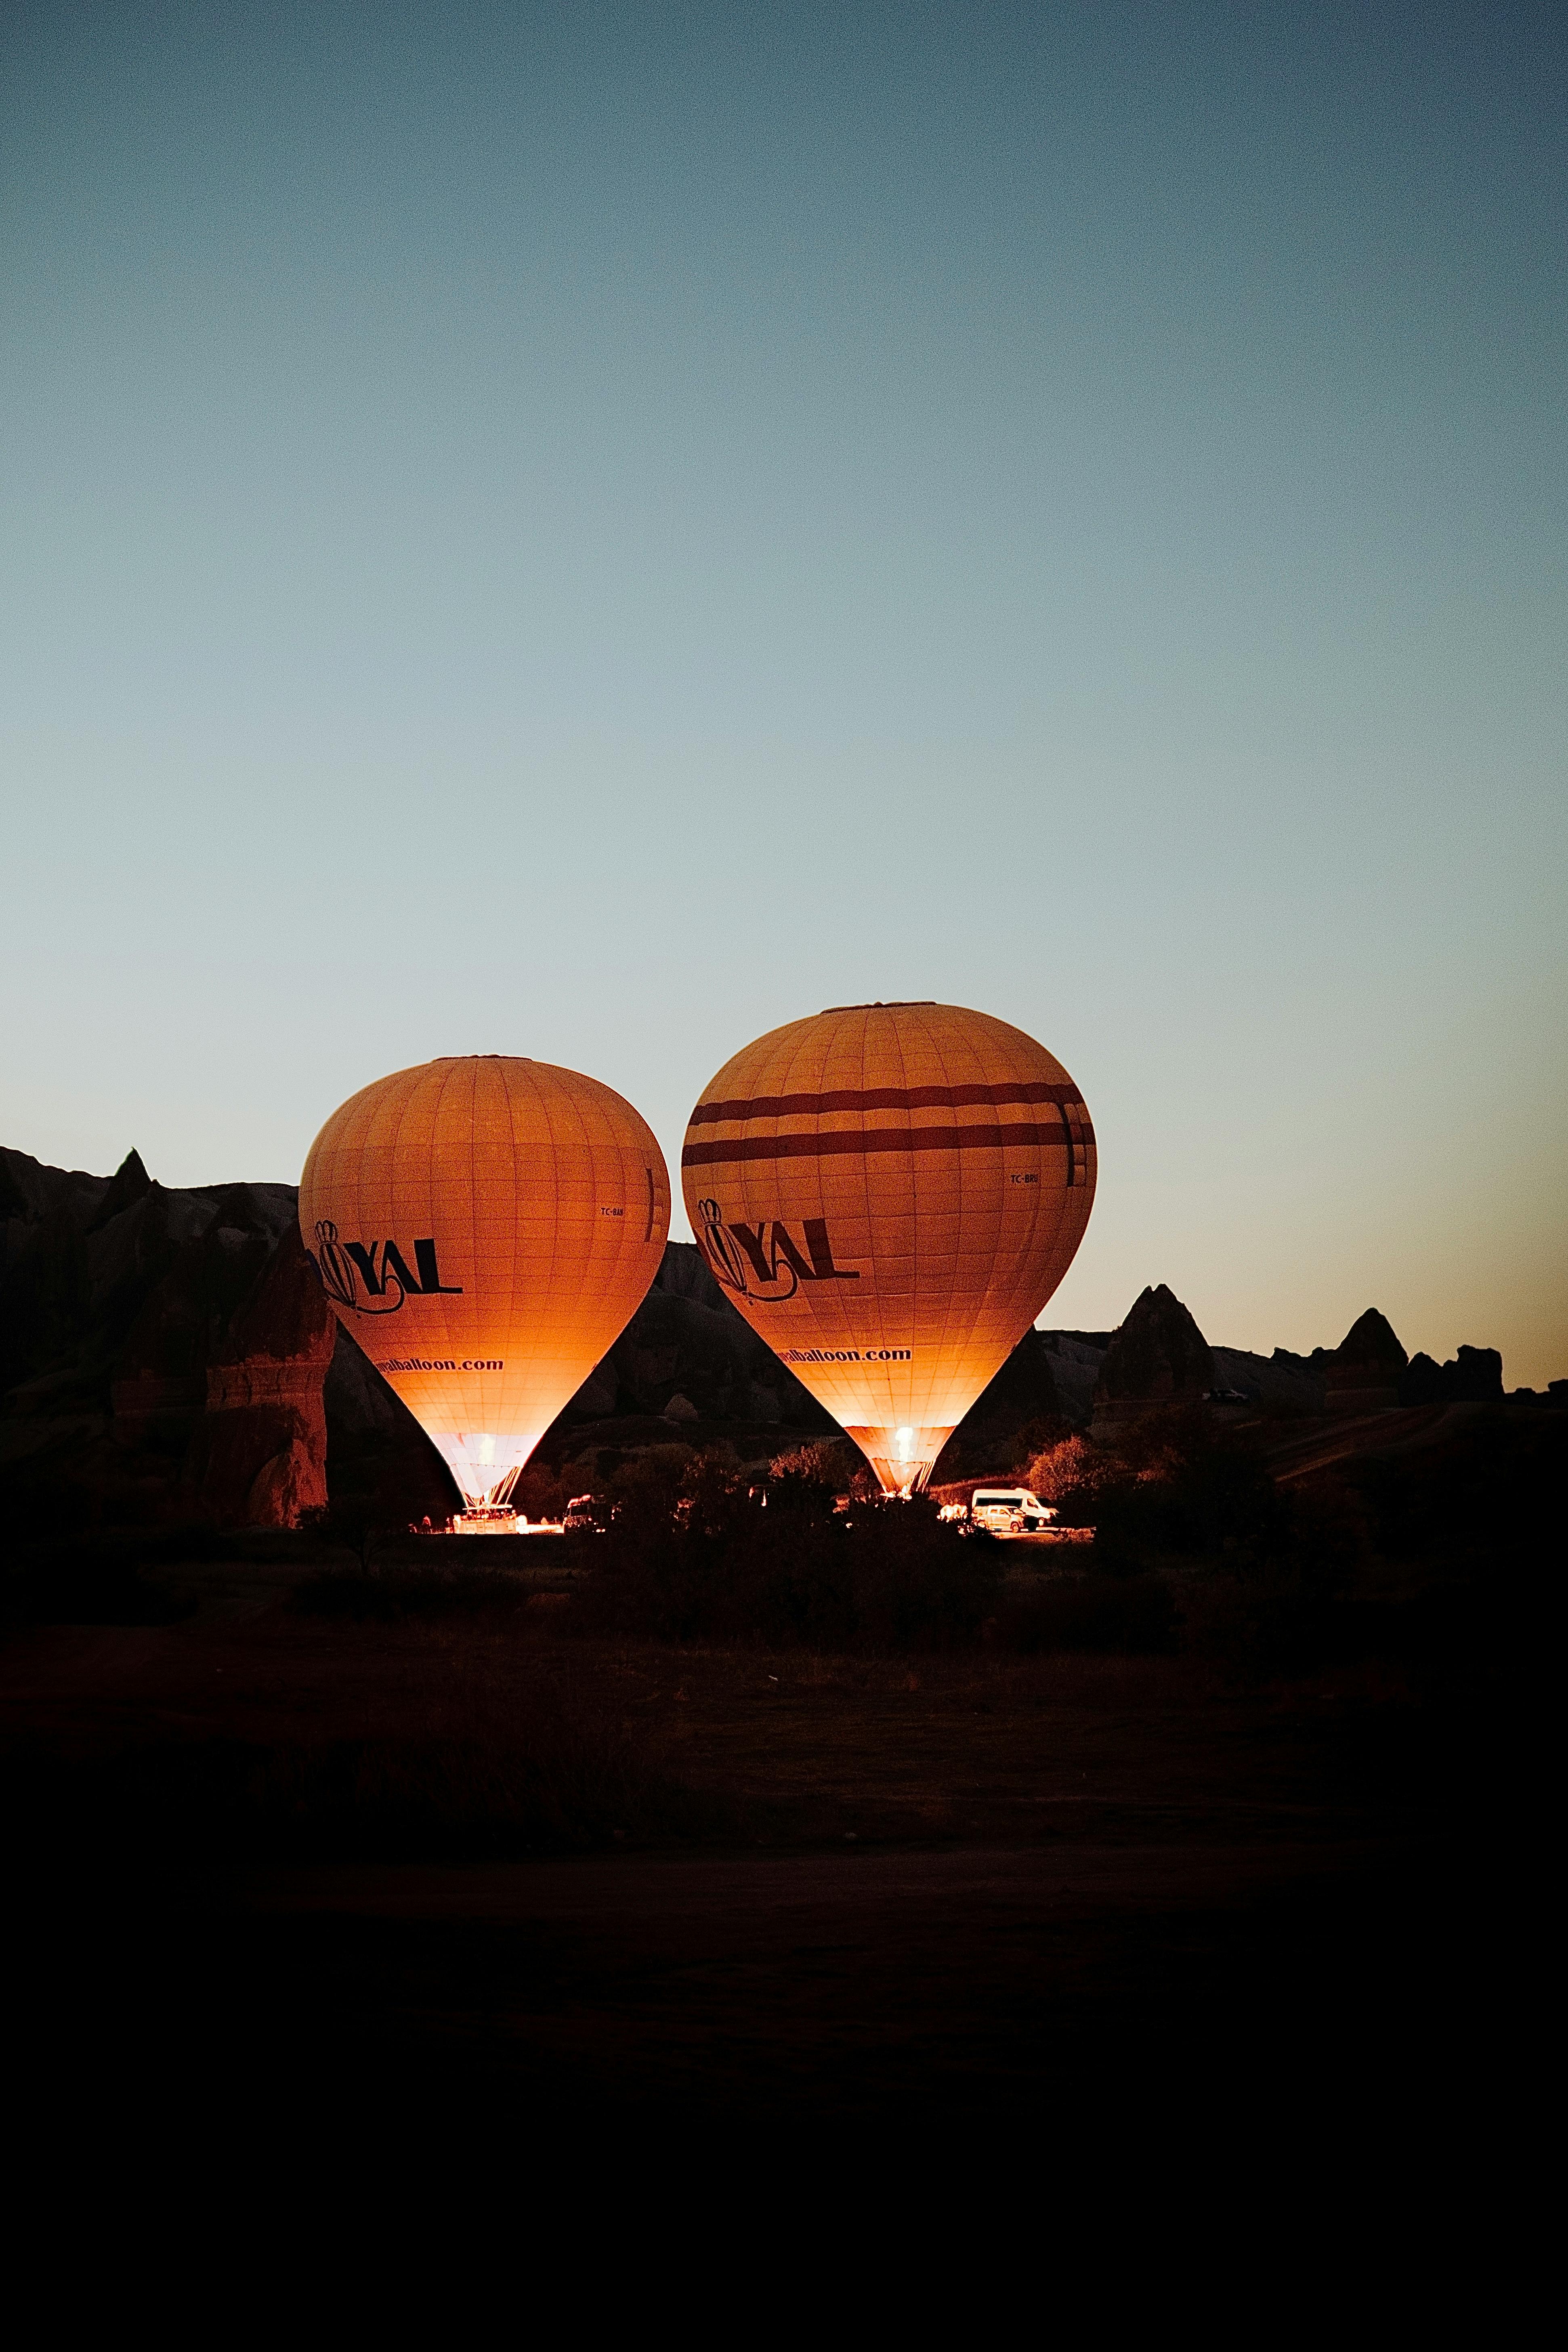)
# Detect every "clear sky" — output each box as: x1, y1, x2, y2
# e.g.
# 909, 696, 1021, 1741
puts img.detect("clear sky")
3, 1, 1564, 1383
